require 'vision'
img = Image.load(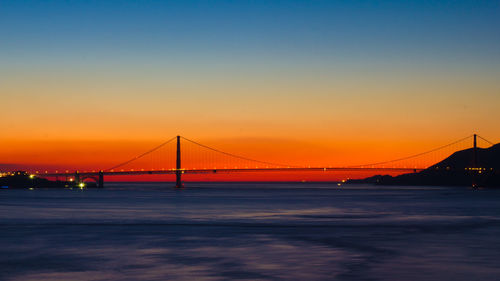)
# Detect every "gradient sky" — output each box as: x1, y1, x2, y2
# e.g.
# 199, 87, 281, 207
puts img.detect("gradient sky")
1, 0, 499, 175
